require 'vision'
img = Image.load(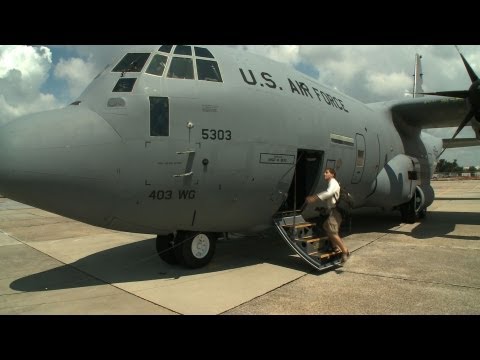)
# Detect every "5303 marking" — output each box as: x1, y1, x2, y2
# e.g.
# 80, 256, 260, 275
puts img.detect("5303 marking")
202, 129, 231, 140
